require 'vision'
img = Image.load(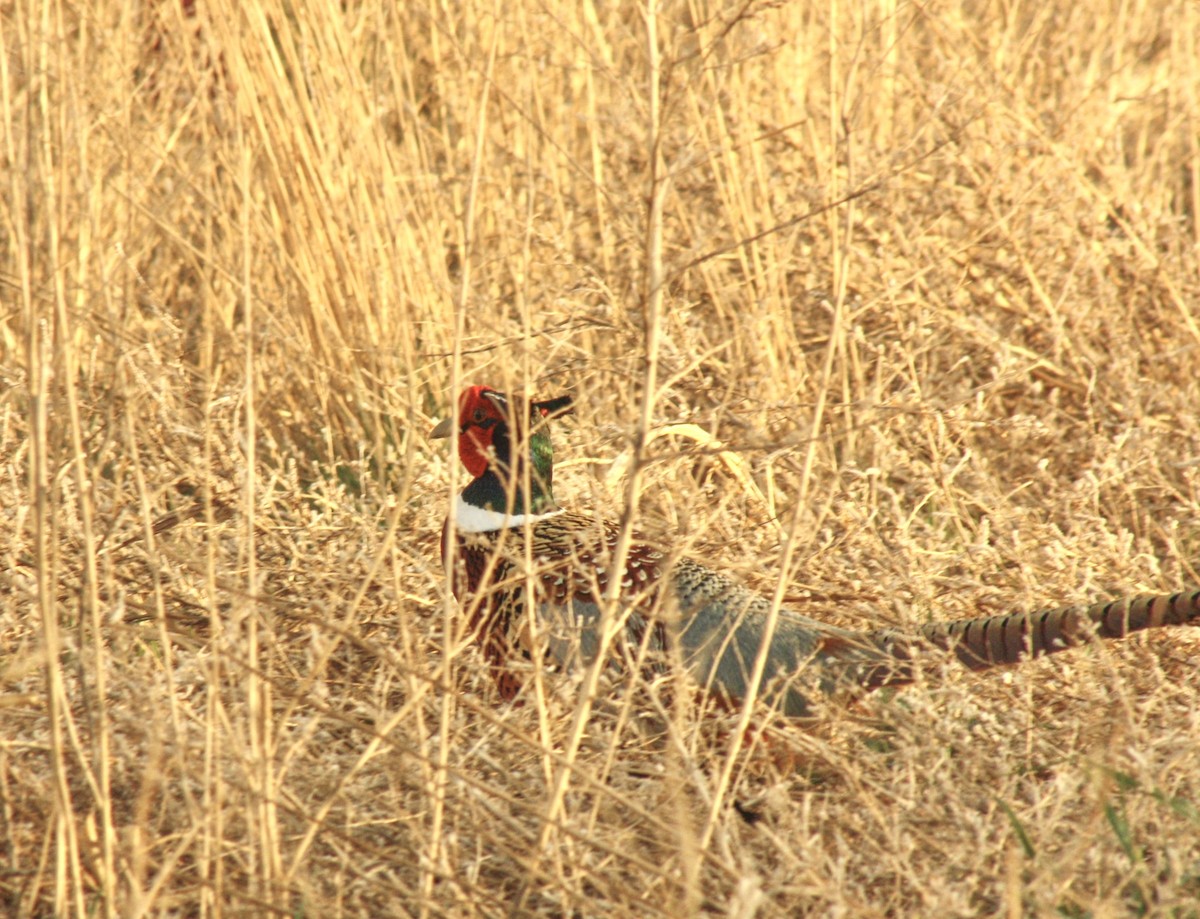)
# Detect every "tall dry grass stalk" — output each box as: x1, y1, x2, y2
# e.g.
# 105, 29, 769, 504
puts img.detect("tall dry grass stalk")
2, 0, 1199, 915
